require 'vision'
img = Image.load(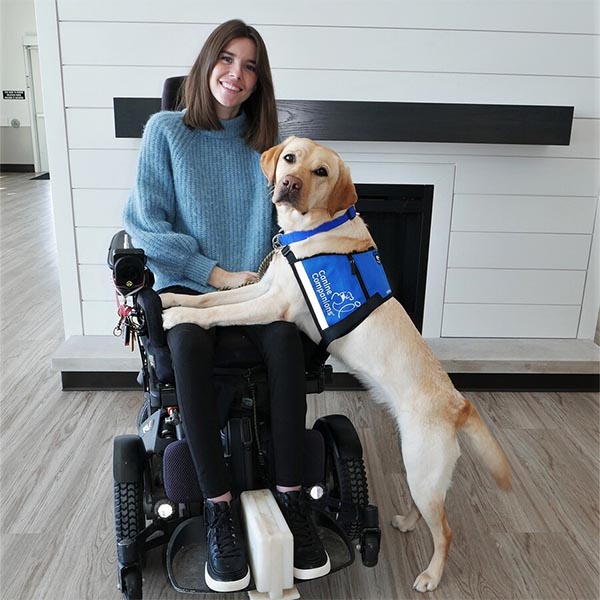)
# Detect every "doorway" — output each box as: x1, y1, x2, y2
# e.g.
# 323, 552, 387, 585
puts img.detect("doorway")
23, 37, 49, 174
